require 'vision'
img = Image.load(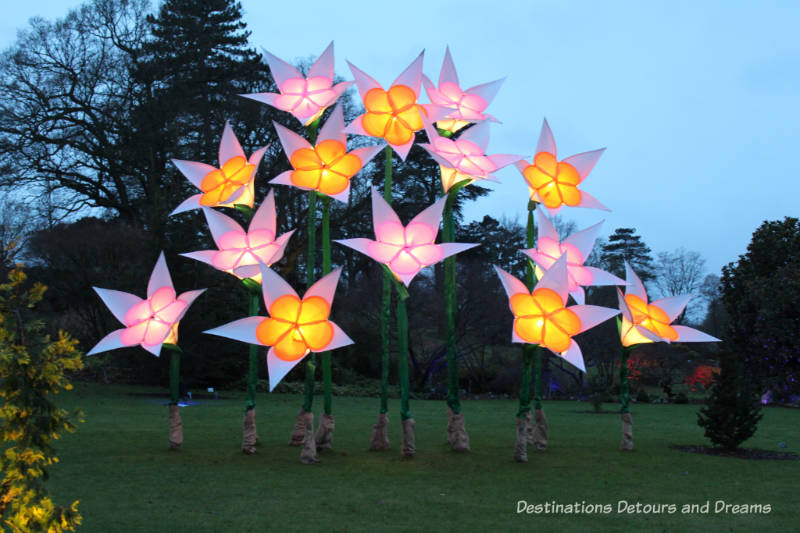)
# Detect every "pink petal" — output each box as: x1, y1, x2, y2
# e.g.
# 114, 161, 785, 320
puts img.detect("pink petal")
438, 46, 460, 86
465, 77, 504, 107
249, 189, 277, 235
346, 61, 382, 102
408, 244, 443, 266
651, 294, 692, 322
212, 250, 244, 271
390, 250, 422, 275
367, 241, 402, 263
143, 319, 172, 346
273, 121, 312, 161
218, 230, 249, 250
559, 341, 586, 372
120, 321, 149, 346
624, 262, 648, 301
202, 207, 243, 246
576, 190, 610, 211
534, 255, 569, 303
458, 121, 491, 152
494, 266, 529, 299
170, 194, 202, 216
219, 122, 245, 164
571, 304, 620, 334
305, 267, 343, 304
672, 325, 720, 343
407, 196, 446, 237
404, 223, 436, 247
439, 242, 478, 261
